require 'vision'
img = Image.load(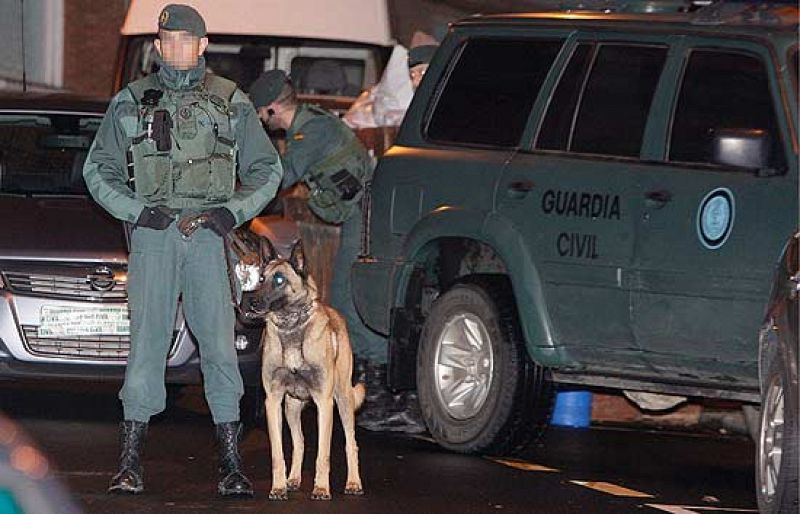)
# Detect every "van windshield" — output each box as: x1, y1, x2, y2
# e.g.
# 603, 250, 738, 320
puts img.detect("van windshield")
119, 35, 386, 98
0, 113, 100, 196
